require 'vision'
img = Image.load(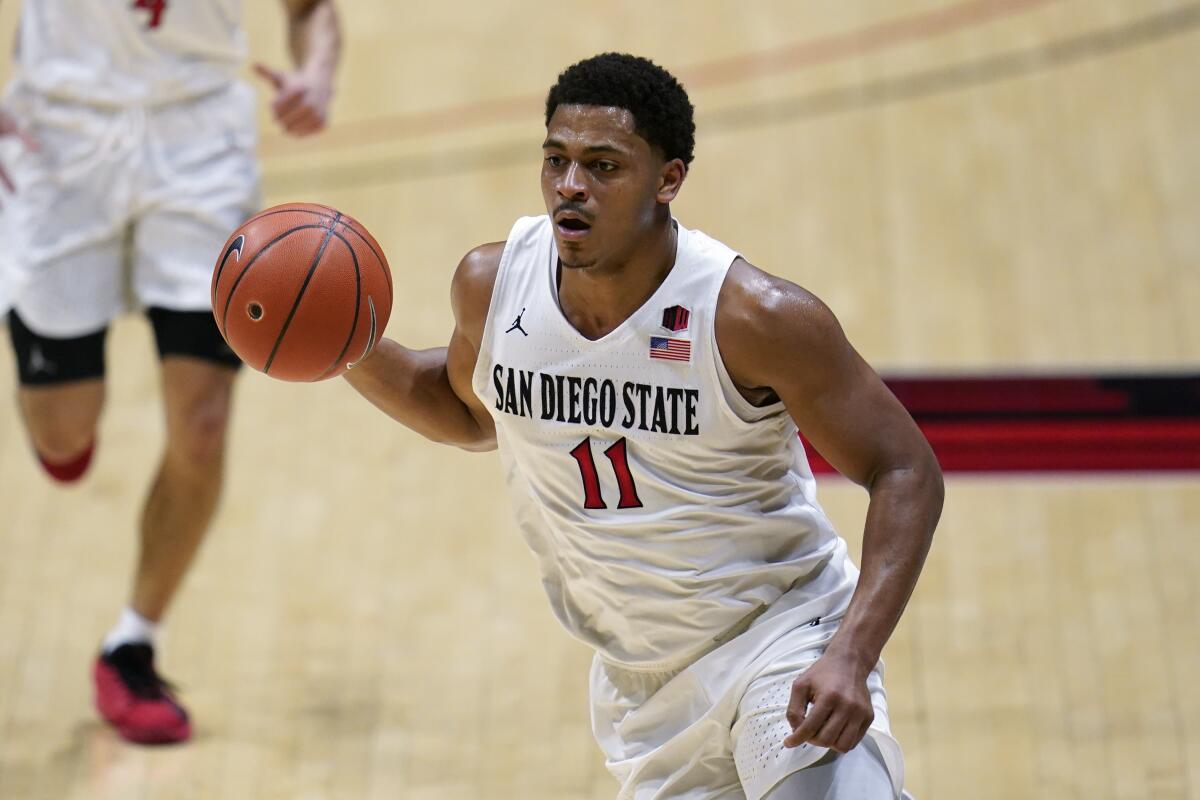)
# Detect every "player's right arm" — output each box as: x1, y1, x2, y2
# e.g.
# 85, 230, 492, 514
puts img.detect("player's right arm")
342, 244, 501, 452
